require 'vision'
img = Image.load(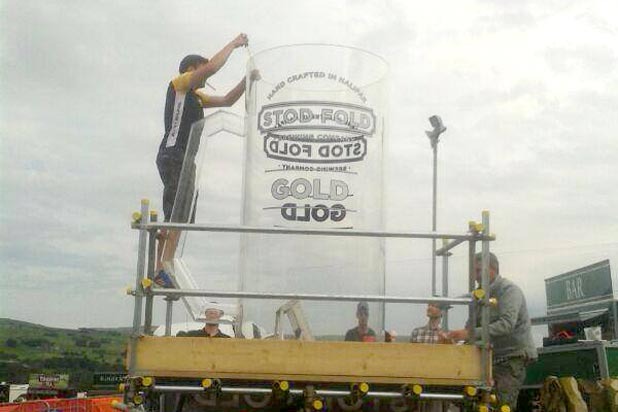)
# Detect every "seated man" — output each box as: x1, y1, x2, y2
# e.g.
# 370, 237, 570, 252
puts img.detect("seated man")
345, 301, 376, 342
410, 302, 452, 412
410, 302, 450, 344
177, 306, 231, 338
